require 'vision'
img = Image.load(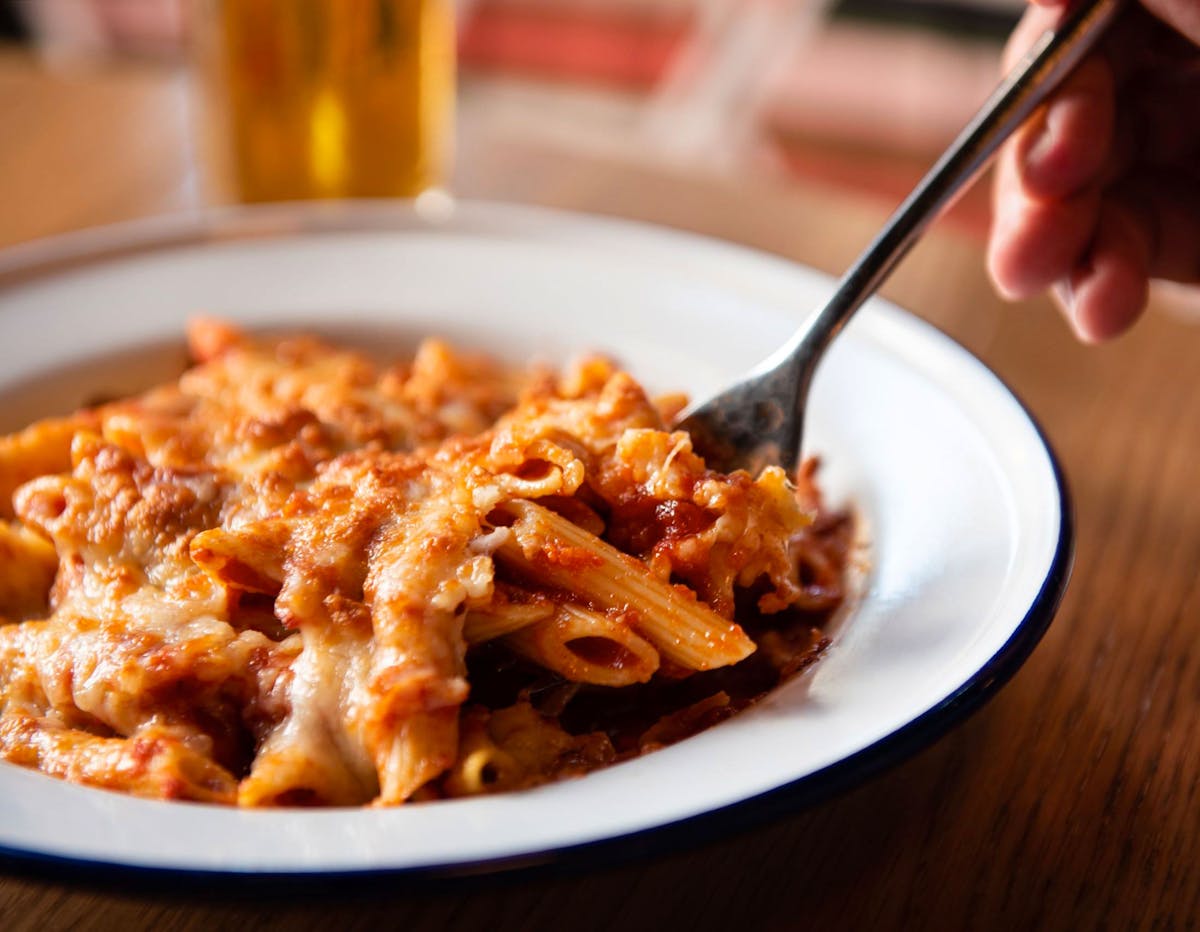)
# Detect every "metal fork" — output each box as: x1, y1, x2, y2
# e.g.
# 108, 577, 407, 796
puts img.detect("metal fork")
679, 0, 1125, 475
